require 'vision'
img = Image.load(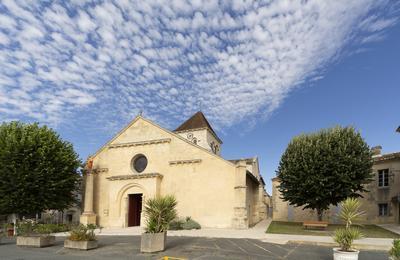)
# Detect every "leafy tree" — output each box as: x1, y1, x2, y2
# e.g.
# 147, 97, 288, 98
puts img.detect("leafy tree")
277, 126, 373, 221
0, 122, 81, 217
